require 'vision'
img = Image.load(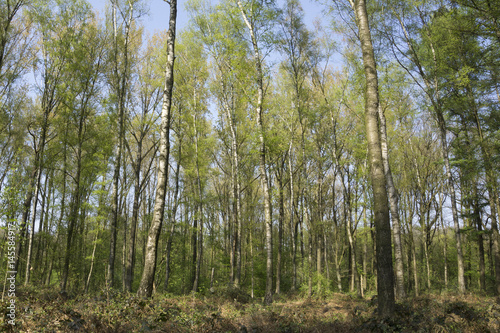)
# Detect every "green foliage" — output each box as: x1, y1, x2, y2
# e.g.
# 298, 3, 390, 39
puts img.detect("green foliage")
1, 0, 499, 310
